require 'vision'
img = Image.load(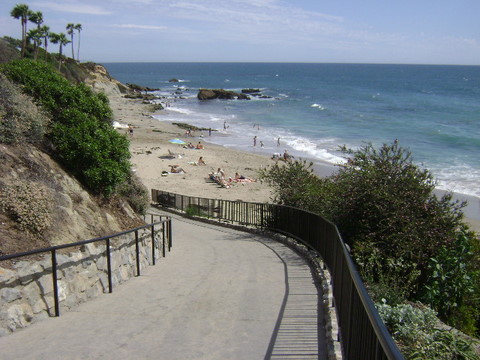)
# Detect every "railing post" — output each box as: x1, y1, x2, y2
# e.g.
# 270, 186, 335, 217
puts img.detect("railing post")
135, 230, 140, 276
106, 238, 113, 293
51, 249, 60, 317
168, 219, 172, 250
151, 224, 156, 264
